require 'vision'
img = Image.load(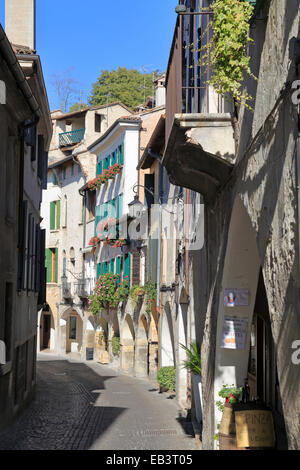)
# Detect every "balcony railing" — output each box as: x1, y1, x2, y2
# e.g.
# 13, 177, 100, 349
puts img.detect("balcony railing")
59, 128, 85, 147
74, 278, 94, 298
166, 9, 221, 142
